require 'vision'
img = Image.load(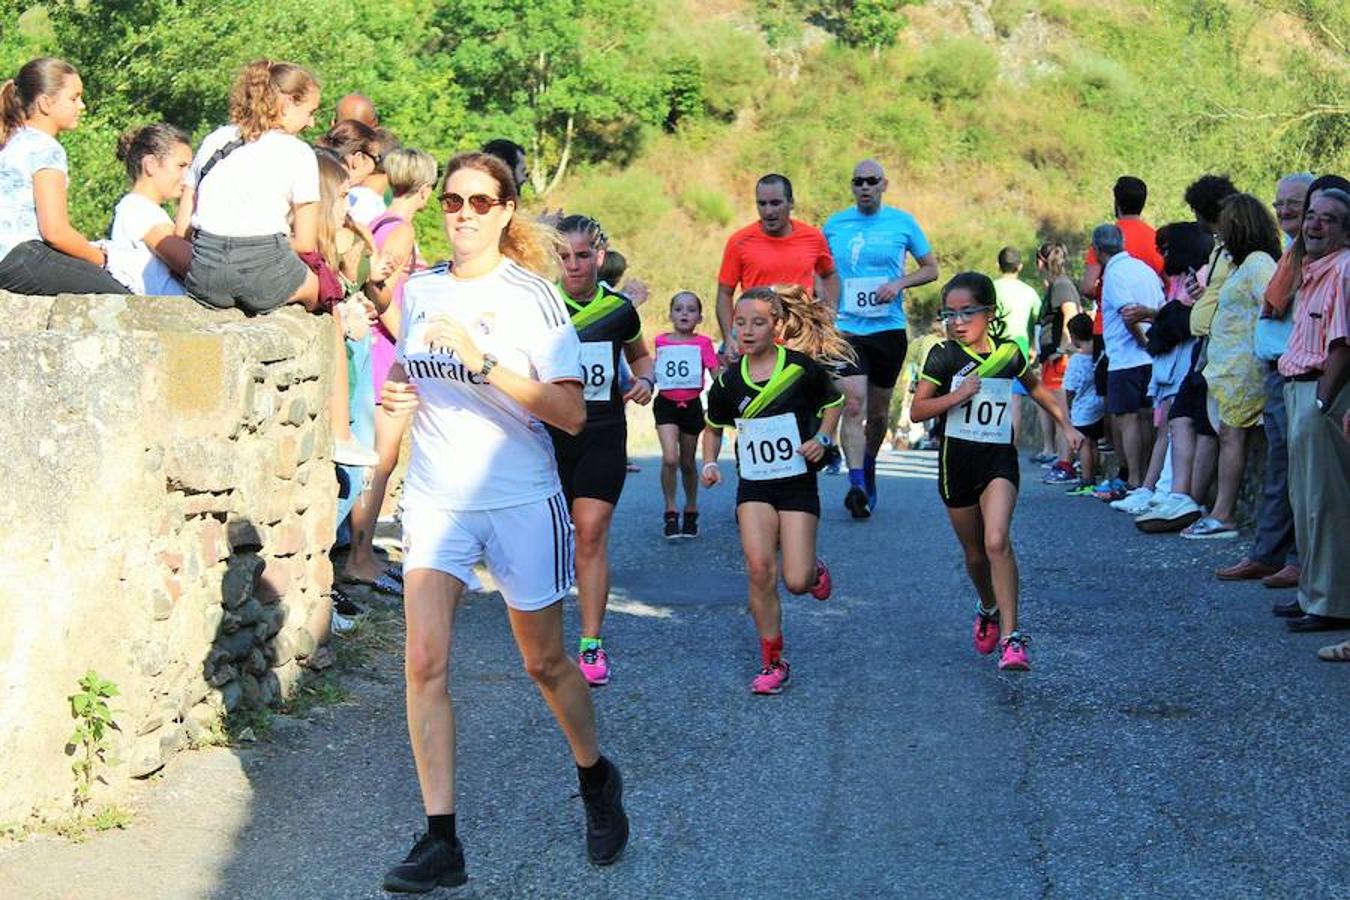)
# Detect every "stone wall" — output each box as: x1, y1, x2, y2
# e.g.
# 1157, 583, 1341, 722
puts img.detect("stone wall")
0, 294, 338, 822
